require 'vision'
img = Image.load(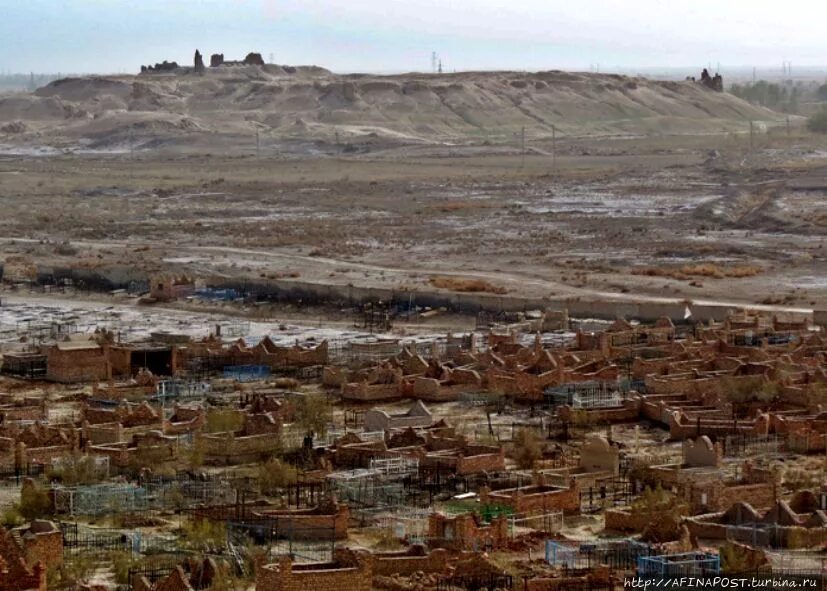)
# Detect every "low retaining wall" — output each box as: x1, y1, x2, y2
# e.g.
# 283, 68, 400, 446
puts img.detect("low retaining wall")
33, 267, 812, 324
